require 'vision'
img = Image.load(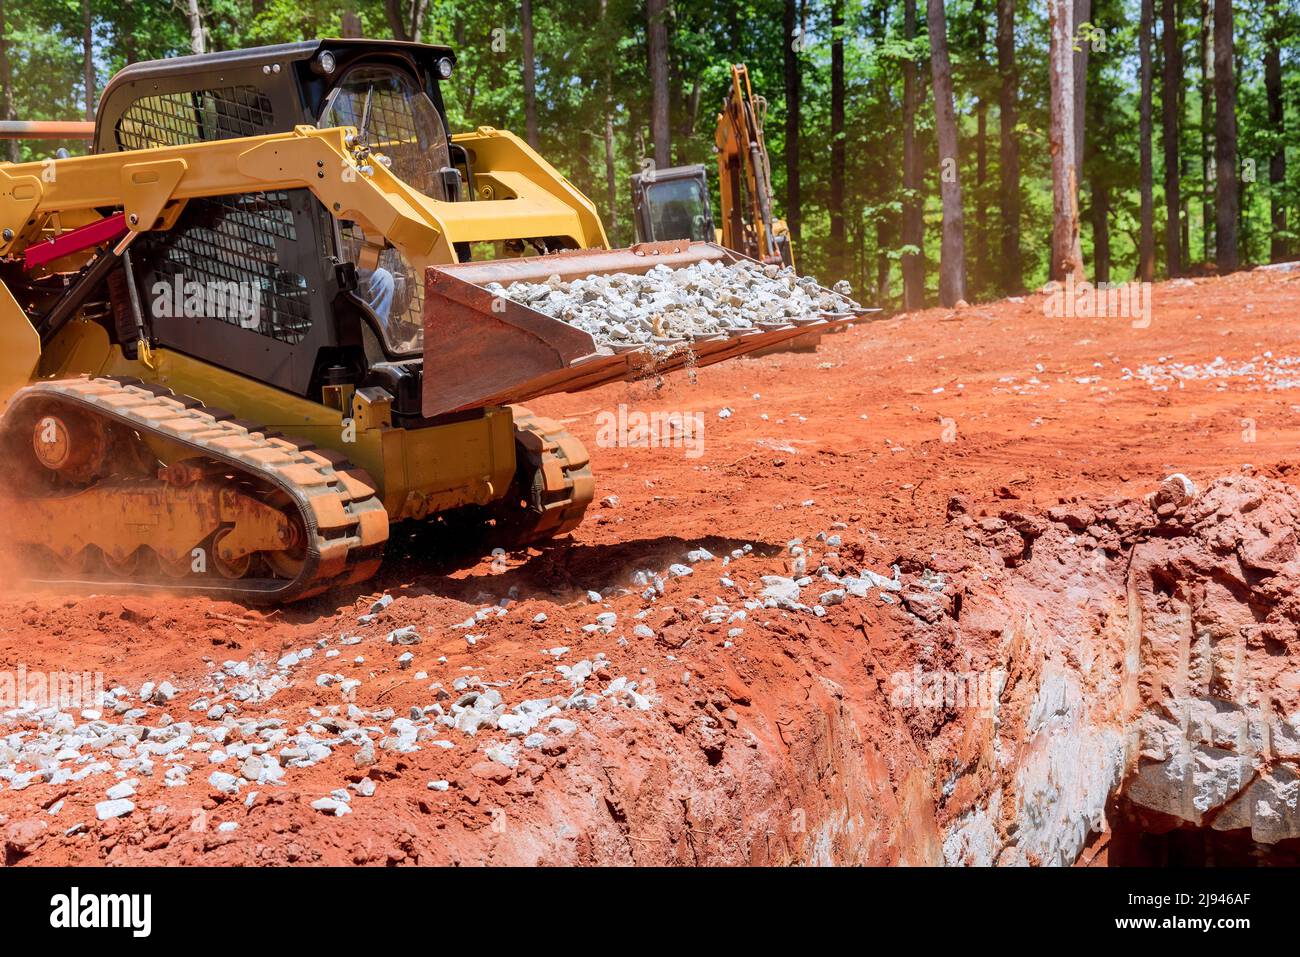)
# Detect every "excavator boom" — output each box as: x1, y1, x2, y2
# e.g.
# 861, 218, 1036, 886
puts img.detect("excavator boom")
715, 63, 791, 268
